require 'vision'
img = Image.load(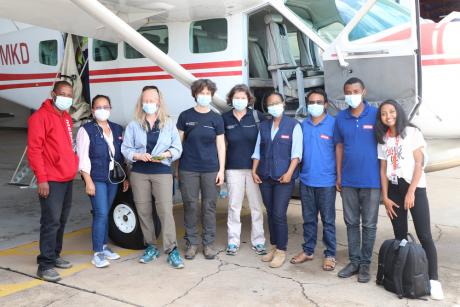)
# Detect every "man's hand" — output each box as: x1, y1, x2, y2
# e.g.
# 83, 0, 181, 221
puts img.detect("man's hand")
216, 170, 224, 186
38, 182, 50, 198
336, 177, 342, 192
252, 172, 262, 184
